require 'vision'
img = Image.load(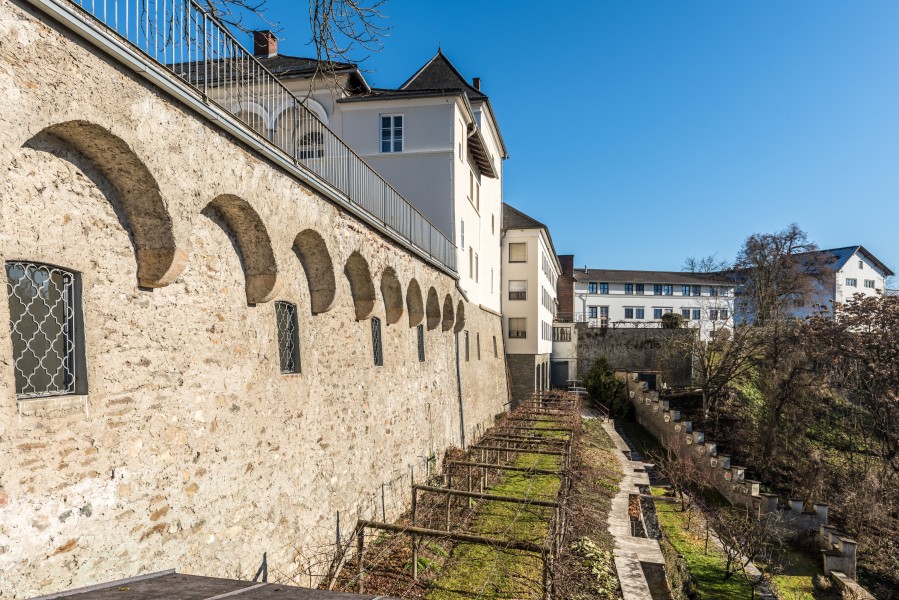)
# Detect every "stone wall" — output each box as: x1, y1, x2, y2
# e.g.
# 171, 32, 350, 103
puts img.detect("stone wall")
576, 325, 693, 386
505, 353, 550, 406
0, 2, 509, 596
